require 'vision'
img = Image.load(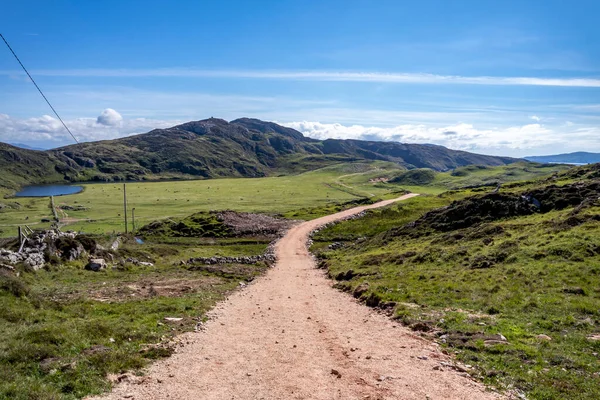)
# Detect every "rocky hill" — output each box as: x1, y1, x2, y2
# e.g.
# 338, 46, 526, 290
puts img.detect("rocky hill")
0, 117, 520, 189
